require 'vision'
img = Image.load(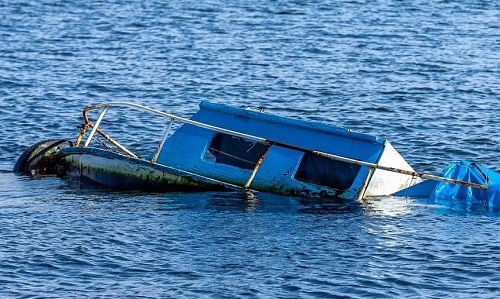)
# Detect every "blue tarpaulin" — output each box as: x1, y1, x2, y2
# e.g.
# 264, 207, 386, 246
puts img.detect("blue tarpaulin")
395, 161, 500, 207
